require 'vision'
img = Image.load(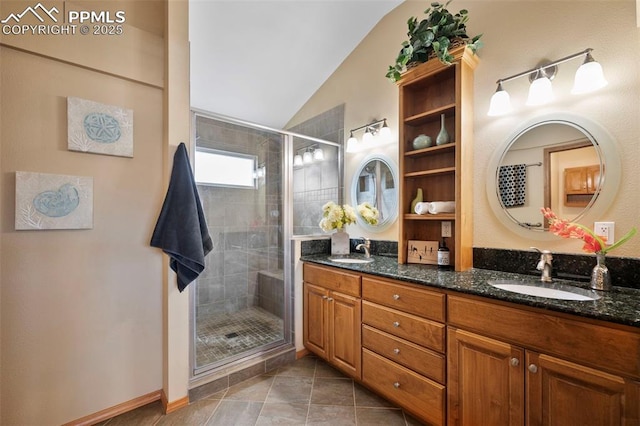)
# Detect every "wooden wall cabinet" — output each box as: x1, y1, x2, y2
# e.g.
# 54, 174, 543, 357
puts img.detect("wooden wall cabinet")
564, 164, 601, 207
397, 46, 478, 271
303, 263, 362, 379
448, 295, 640, 426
